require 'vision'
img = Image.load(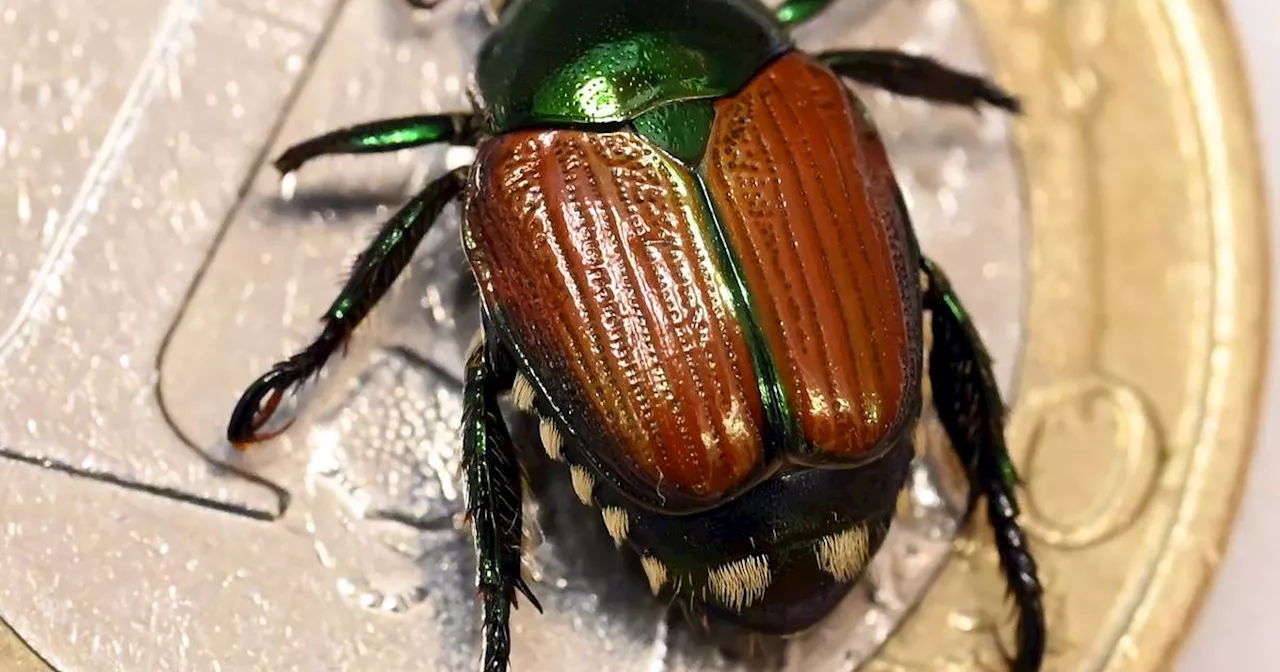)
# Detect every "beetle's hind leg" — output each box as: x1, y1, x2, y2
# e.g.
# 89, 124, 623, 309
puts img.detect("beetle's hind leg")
272, 113, 480, 175
819, 50, 1022, 113
226, 166, 469, 448
920, 257, 1045, 672
462, 326, 542, 672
